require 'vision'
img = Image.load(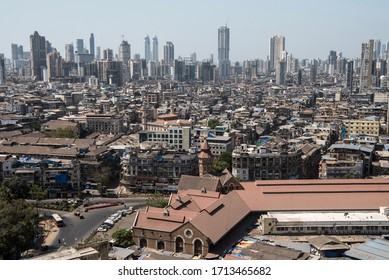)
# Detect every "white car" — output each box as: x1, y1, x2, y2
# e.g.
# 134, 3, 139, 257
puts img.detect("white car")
97, 225, 108, 232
